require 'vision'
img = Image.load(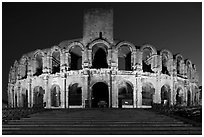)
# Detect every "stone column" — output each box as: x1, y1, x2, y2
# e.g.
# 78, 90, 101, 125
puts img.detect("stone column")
136, 77, 142, 108
60, 77, 65, 108
111, 75, 117, 108
154, 75, 161, 104
43, 75, 49, 108
107, 49, 111, 67
28, 79, 32, 108
65, 78, 69, 108
68, 53, 71, 70
17, 86, 20, 107
133, 82, 137, 108
88, 50, 92, 68
82, 75, 88, 108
